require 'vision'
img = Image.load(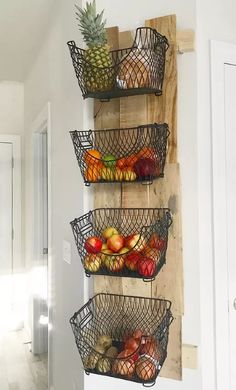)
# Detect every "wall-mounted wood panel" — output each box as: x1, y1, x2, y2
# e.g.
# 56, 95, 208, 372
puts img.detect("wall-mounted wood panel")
93, 15, 183, 381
